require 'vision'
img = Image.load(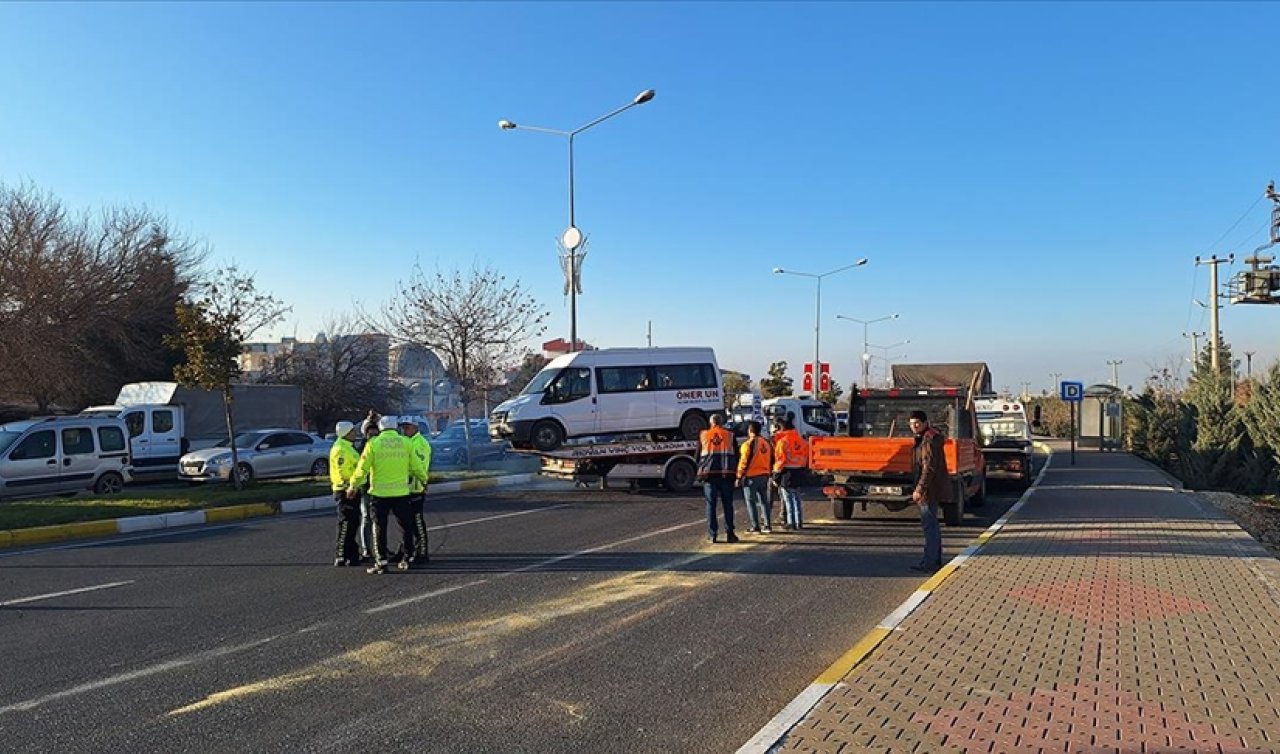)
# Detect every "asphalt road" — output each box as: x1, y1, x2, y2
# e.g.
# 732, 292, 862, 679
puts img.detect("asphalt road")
0, 464, 1038, 753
